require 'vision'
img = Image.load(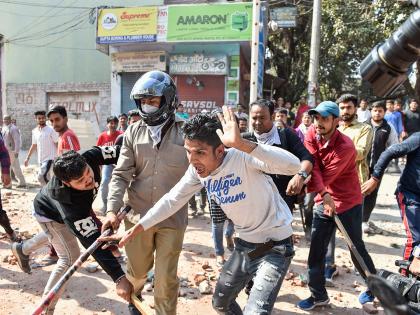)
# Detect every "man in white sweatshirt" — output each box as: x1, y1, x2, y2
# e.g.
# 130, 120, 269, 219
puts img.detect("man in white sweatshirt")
101, 106, 301, 314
